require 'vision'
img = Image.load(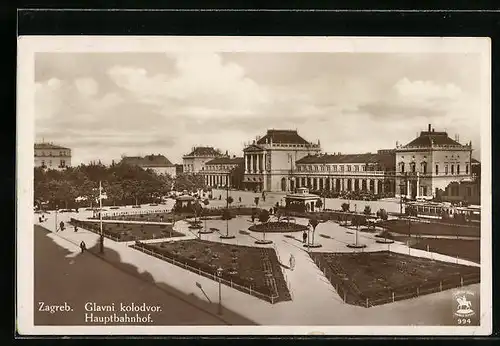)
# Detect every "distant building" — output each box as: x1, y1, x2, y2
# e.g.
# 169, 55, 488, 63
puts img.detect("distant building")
201, 156, 245, 189
182, 146, 227, 173
121, 154, 176, 177
395, 124, 473, 199
440, 179, 480, 205
295, 151, 395, 195
243, 129, 321, 192
34, 142, 71, 170
175, 164, 184, 176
